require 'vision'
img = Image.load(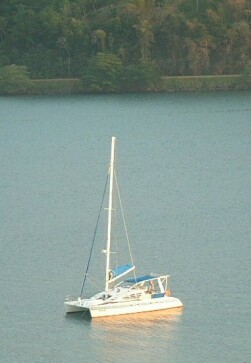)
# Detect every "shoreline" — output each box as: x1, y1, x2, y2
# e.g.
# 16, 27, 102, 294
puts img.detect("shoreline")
0, 75, 250, 95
